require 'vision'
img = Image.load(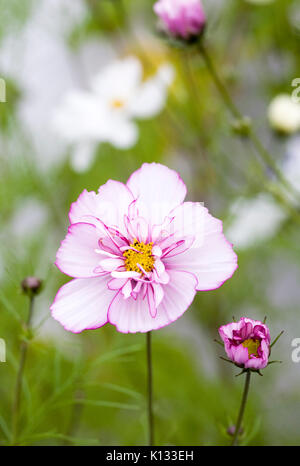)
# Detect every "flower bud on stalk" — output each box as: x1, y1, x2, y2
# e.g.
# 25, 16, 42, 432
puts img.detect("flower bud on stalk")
21, 276, 42, 296
218, 317, 283, 445
154, 0, 206, 43
219, 317, 271, 372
